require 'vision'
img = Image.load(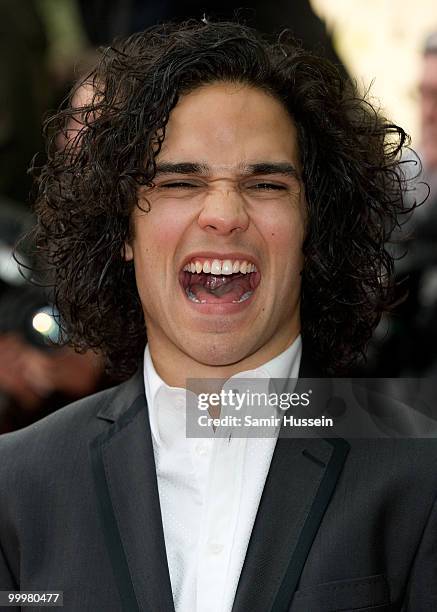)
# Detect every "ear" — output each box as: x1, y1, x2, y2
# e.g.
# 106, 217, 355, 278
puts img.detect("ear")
123, 242, 134, 261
